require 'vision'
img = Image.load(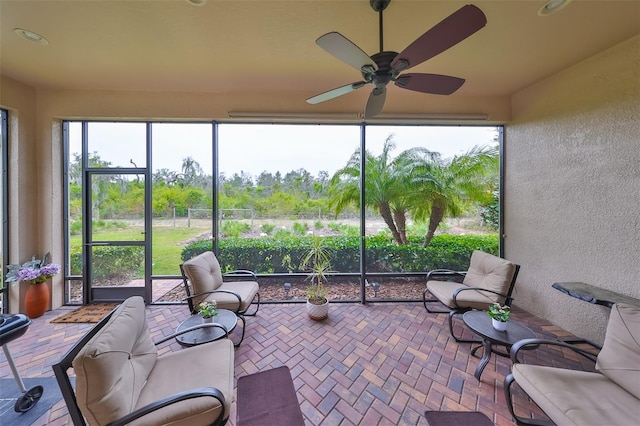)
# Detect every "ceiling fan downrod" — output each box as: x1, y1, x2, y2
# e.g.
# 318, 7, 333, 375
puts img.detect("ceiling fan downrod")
370, 0, 391, 53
